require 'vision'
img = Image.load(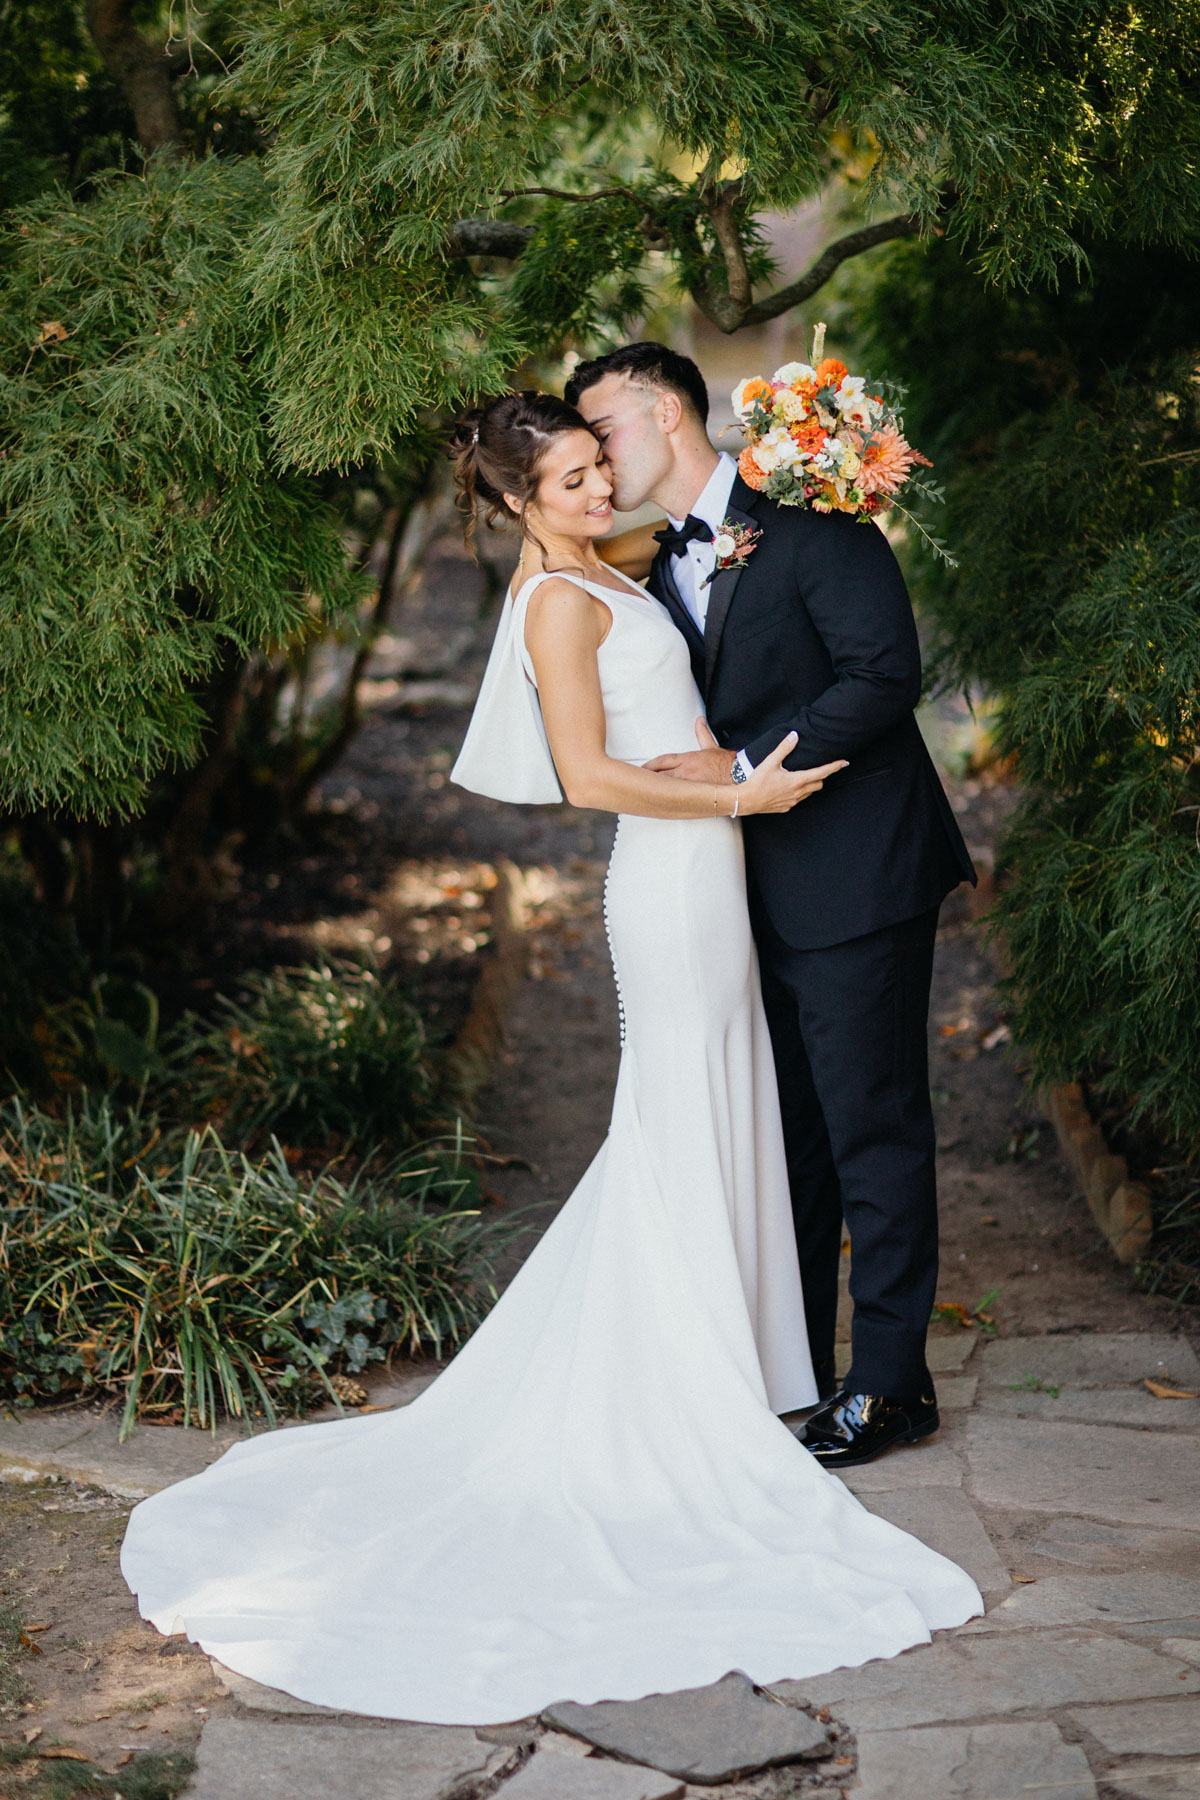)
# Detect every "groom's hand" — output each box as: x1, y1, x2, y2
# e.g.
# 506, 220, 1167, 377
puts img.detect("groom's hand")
645, 717, 737, 784
645, 748, 735, 783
